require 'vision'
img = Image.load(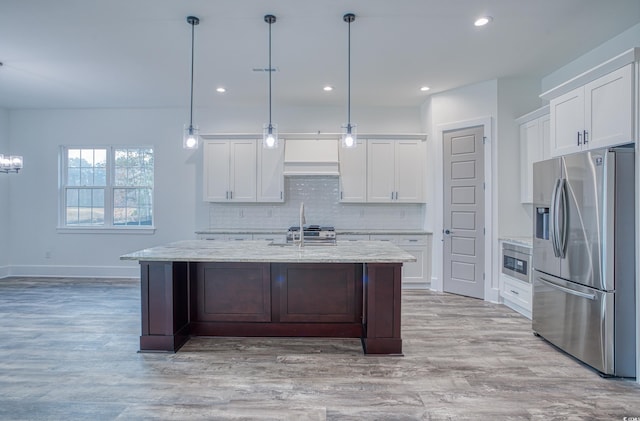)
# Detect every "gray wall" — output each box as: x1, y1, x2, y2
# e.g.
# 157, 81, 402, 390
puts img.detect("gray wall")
496, 77, 545, 238
542, 23, 640, 92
